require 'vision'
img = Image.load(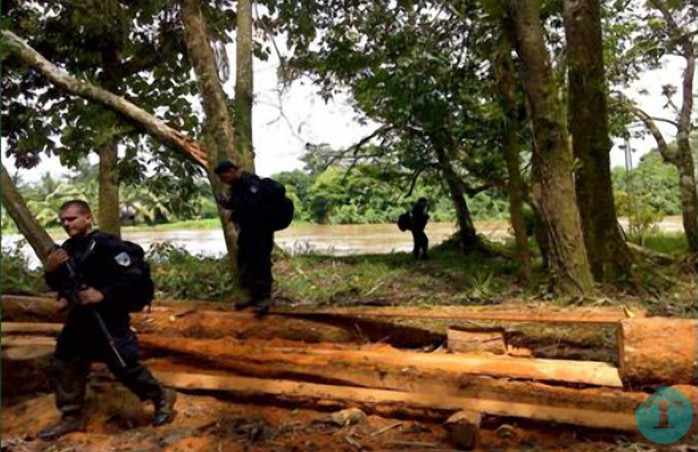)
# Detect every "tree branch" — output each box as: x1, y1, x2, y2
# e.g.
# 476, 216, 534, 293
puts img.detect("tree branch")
405, 167, 426, 197
648, 116, 680, 129
2, 30, 208, 168
2, 164, 54, 264
121, 55, 160, 77
629, 105, 677, 164
649, 0, 695, 137
462, 183, 494, 197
